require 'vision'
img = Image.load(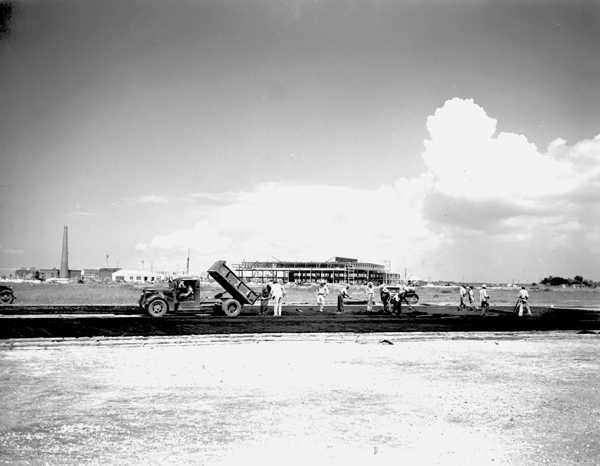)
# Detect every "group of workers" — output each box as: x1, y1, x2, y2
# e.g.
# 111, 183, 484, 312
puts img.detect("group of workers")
458, 284, 532, 317
315, 280, 416, 314
173, 277, 532, 318
379, 282, 417, 314
259, 279, 286, 316
458, 284, 486, 314
259, 279, 417, 316
259, 280, 533, 317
